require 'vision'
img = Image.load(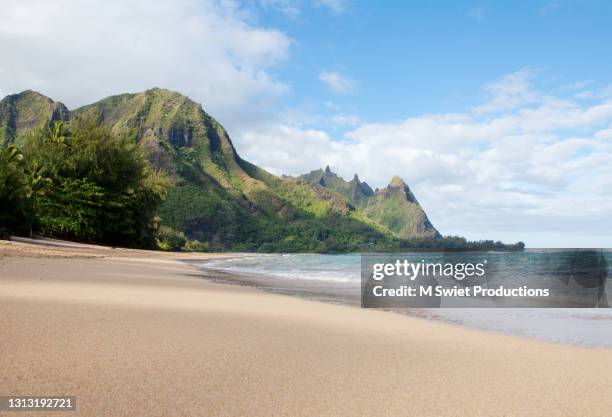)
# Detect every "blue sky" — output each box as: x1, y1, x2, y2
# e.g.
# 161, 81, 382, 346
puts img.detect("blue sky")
2, 0, 612, 247
258, 1, 612, 131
